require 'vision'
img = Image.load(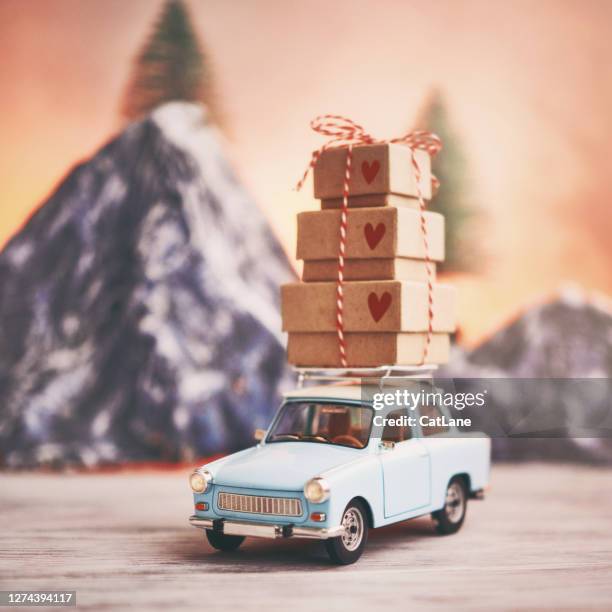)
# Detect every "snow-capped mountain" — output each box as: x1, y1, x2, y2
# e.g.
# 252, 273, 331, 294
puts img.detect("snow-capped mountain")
2, 102, 609, 468
441, 287, 612, 463
457, 286, 612, 378
0, 102, 295, 468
